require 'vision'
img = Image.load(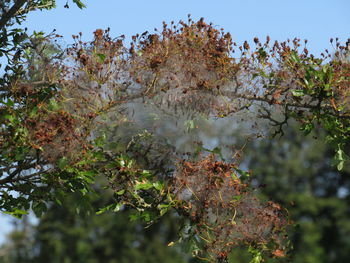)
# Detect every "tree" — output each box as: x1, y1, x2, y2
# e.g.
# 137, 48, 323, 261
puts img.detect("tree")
1, 5, 349, 262
0, 1, 86, 85
0, 0, 90, 216
0, 187, 198, 263
4, 118, 350, 263
244, 125, 350, 263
